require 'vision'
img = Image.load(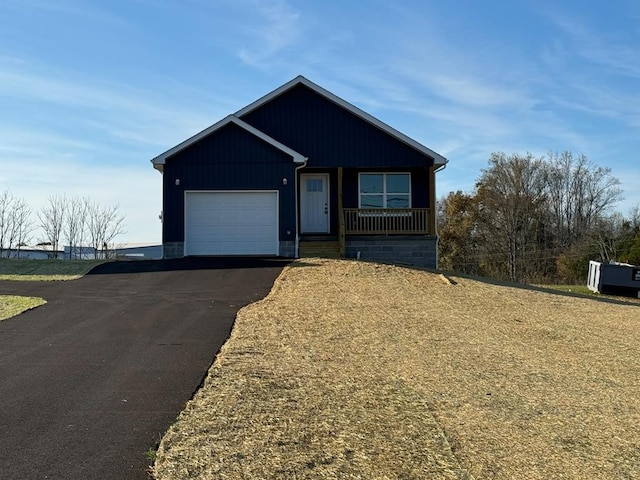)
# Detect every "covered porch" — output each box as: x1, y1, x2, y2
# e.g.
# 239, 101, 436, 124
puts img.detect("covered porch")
298, 166, 438, 260
335, 166, 436, 258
